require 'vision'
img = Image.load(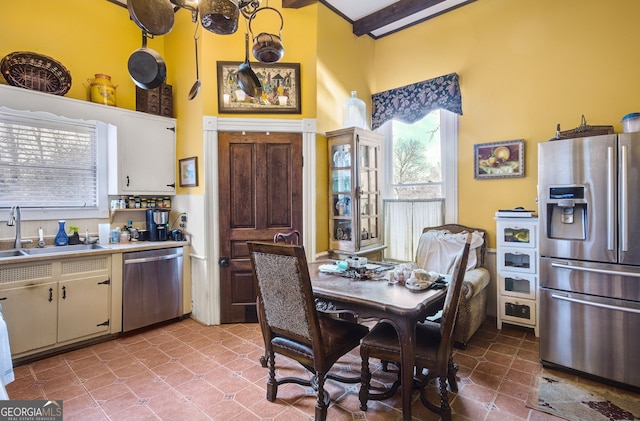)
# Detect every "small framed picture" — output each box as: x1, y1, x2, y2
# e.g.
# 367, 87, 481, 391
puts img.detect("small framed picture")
474, 139, 525, 179
179, 157, 198, 187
